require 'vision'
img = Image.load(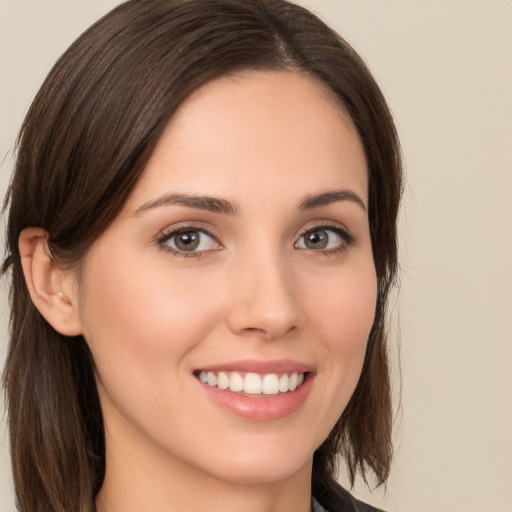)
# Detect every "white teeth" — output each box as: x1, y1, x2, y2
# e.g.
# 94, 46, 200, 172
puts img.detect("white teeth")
278, 374, 289, 392
244, 373, 262, 394
262, 374, 279, 395
207, 372, 217, 387
217, 371, 229, 390
198, 370, 306, 395
229, 372, 244, 392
